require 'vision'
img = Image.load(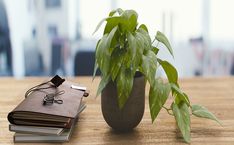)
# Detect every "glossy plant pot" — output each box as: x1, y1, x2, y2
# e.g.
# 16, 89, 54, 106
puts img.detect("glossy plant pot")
101, 72, 145, 132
